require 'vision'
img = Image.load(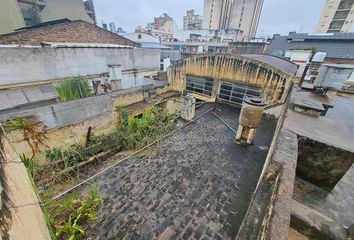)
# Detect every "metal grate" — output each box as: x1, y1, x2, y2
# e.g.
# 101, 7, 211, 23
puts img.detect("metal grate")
219, 82, 262, 106
186, 76, 214, 96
